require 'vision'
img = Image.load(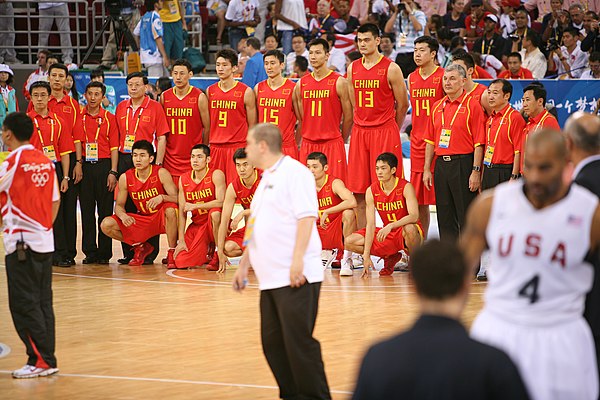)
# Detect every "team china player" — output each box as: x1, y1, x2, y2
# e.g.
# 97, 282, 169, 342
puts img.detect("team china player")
101, 140, 179, 267
306, 152, 357, 276
173, 144, 226, 270
217, 148, 260, 273
345, 153, 422, 277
